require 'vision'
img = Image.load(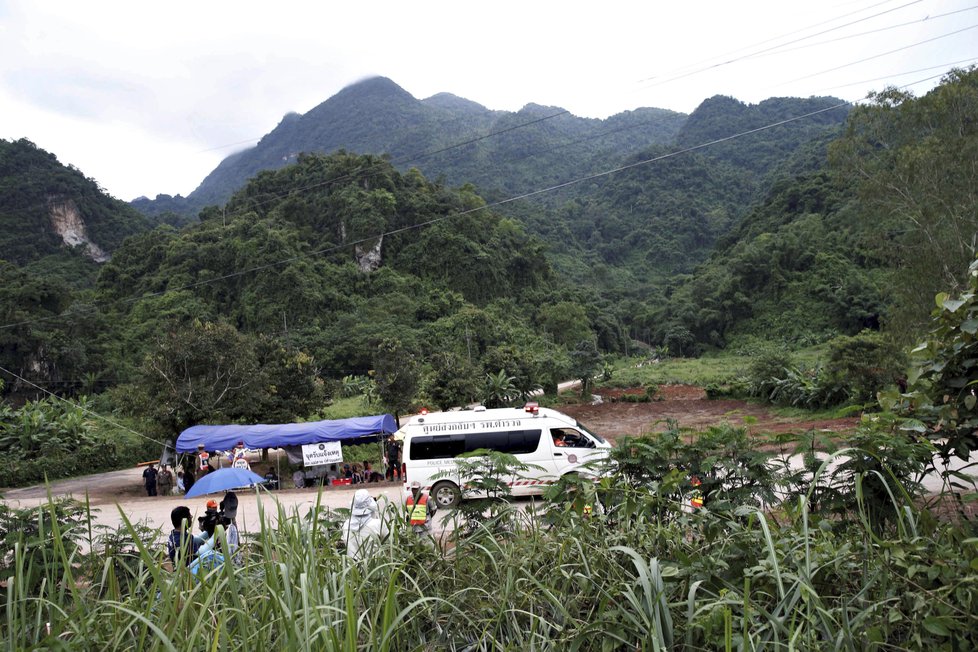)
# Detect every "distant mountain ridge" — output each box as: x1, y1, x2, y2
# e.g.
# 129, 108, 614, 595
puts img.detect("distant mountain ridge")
129, 77, 849, 305
132, 76, 688, 217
